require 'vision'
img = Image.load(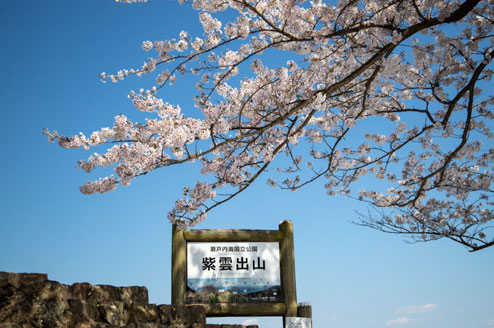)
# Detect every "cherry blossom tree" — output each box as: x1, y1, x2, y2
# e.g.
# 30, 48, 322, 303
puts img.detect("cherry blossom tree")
44, 0, 494, 251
